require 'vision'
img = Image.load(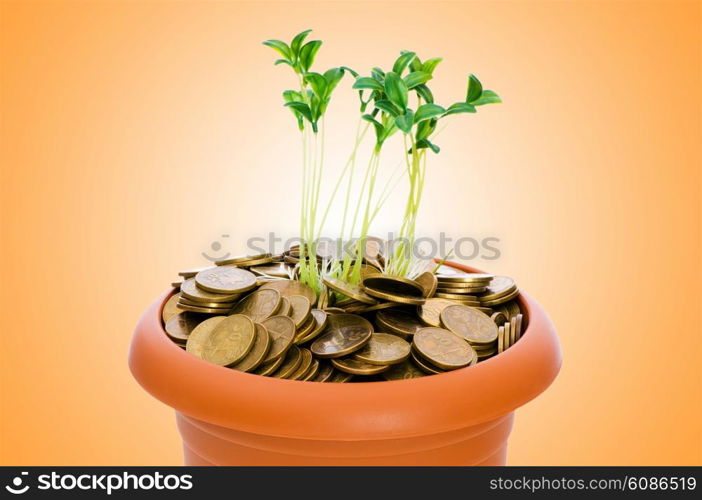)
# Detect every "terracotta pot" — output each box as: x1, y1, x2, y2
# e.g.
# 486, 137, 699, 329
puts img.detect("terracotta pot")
129, 262, 561, 465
